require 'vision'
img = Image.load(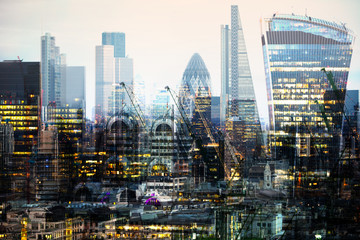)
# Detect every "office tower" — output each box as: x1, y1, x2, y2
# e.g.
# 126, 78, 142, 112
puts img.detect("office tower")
0, 60, 40, 198
102, 32, 126, 58
178, 53, 211, 140
95, 45, 115, 121
221, 6, 262, 170
262, 14, 354, 168
220, 25, 230, 125
41, 33, 66, 107
45, 104, 85, 200
65, 66, 86, 107
96, 33, 134, 120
